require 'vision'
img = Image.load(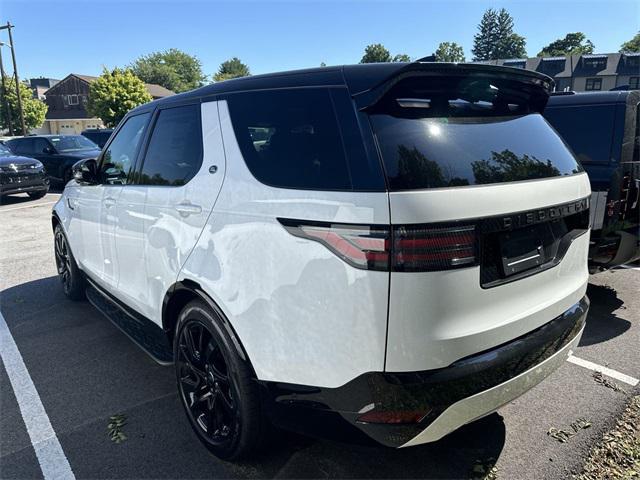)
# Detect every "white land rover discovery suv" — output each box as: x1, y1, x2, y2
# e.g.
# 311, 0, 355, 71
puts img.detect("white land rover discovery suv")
53, 63, 591, 460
